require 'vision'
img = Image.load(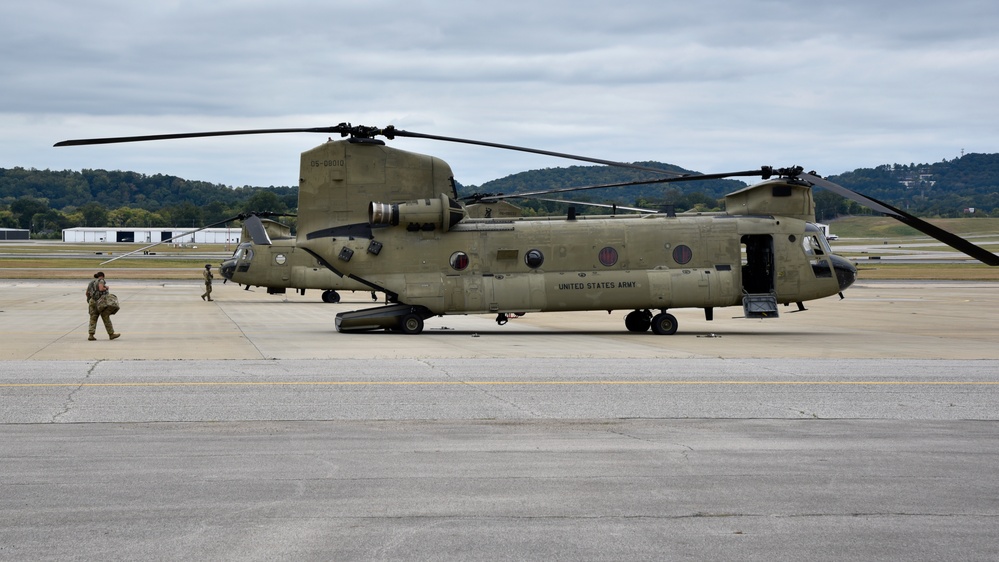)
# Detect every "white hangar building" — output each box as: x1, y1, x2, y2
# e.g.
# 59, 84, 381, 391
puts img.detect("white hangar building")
62, 227, 241, 245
